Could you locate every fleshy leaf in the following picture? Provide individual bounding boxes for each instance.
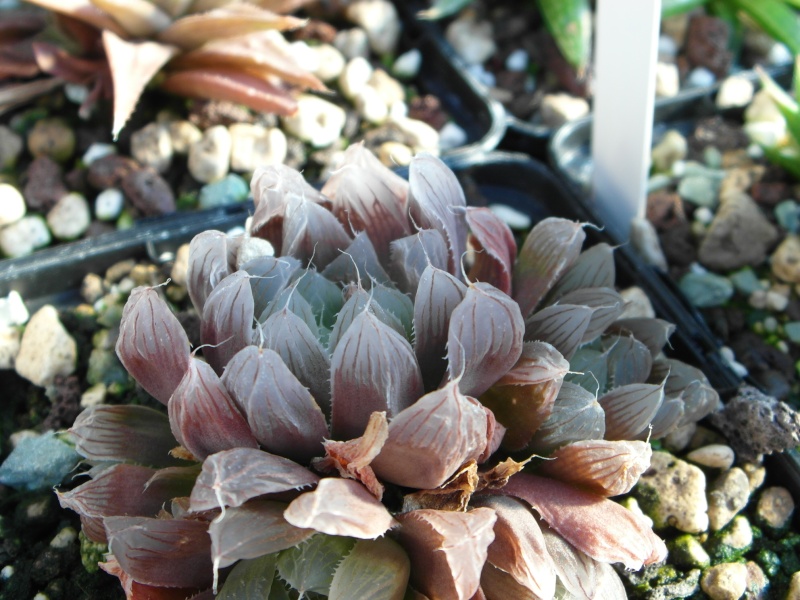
[606,318,676,359]
[281,194,354,268]
[371,283,415,340]
[480,563,538,600]
[58,464,193,543]
[408,154,469,278]
[371,380,488,489]
[190,447,319,512]
[598,382,664,440]
[546,243,616,303]
[217,554,277,600]
[465,206,517,295]
[329,537,411,600]
[209,500,314,570]
[330,310,424,440]
[291,268,343,332]
[221,346,328,463]
[413,265,468,390]
[168,358,258,461]
[157,4,306,50]
[501,473,667,569]
[259,286,317,334]
[187,230,237,314]
[257,309,332,414]
[524,304,593,360]
[566,347,610,394]
[70,405,181,468]
[201,270,254,374]
[447,282,524,397]
[513,217,585,318]
[284,478,397,538]
[24,0,129,36]
[102,31,178,138]
[321,143,411,263]
[539,522,602,600]
[556,287,624,344]
[537,440,652,497]
[92,0,172,37]
[115,286,191,405]
[105,516,212,589]
[321,231,390,285]
[528,382,605,453]
[473,495,556,599]
[276,534,356,597]
[603,334,653,389]
[241,255,300,318]
[389,229,449,298]
[494,341,570,387]
[396,508,497,600]
[648,396,684,439]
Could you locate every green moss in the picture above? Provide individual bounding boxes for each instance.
[669,535,711,568]
[755,548,781,577]
[632,483,661,524]
[79,531,107,574]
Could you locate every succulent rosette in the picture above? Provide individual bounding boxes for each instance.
[60,146,720,599]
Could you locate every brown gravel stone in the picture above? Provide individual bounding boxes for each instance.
[22,156,68,212]
[87,154,139,190]
[121,166,176,217]
[685,15,732,78]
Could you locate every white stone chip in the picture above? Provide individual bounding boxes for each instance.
[0,183,25,227]
[95,188,125,221]
[46,192,91,240]
[15,305,77,387]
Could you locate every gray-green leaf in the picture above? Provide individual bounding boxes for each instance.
[329,538,410,600]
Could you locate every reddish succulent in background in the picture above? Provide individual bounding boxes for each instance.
[3,0,323,135]
[61,147,721,599]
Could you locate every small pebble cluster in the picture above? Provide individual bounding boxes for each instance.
[0,0,468,260]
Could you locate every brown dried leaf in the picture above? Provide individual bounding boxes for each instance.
[401,461,479,512]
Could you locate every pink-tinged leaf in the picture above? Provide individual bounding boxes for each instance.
[241,255,301,318]
[465,207,517,295]
[371,283,415,339]
[115,286,191,406]
[473,495,556,599]
[105,516,212,589]
[209,499,314,569]
[221,346,328,463]
[546,243,616,303]
[648,396,684,439]
[513,218,586,318]
[447,282,524,397]
[0,11,45,41]
[172,30,325,91]
[284,478,397,538]
[679,380,720,427]
[331,310,424,440]
[479,407,506,463]
[70,405,181,468]
[157,5,306,50]
[281,194,353,268]
[58,464,193,543]
[187,230,237,314]
[480,563,538,600]
[258,286,317,334]
[528,382,605,453]
[595,561,629,600]
[604,334,653,388]
[524,304,593,361]
[538,522,602,600]
[190,447,319,512]
[258,309,331,414]
[98,555,202,600]
[556,287,624,343]
[480,342,567,451]
[168,358,258,461]
[389,229,449,298]
[328,286,404,354]
[607,318,676,359]
[314,411,388,499]
[397,507,497,600]
[32,42,107,86]
[537,439,652,497]
[250,164,331,250]
[24,0,129,36]
[501,473,667,569]
[160,68,298,116]
[599,382,664,440]
[414,265,468,389]
[408,153,469,279]
[371,380,488,489]
[200,270,254,374]
[322,231,391,285]
[93,0,172,37]
[102,31,178,138]
[321,143,411,263]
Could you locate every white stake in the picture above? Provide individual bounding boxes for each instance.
[591,0,661,241]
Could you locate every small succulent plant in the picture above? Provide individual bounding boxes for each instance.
[3,0,323,136]
[60,146,720,599]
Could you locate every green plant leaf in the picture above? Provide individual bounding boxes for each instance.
[661,0,709,18]
[762,143,800,179]
[727,0,800,55]
[329,538,410,600]
[217,554,278,600]
[417,0,474,20]
[755,64,800,145]
[537,0,592,72]
[277,534,357,596]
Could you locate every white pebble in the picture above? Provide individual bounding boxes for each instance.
[312,43,346,82]
[685,67,716,88]
[389,100,408,120]
[686,444,735,470]
[716,75,755,109]
[505,49,528,72]
[393,48,421,79]
[80,383,107,408]
[82,143,116,165]
[390,116,440,154]
[465,63,496,87]
[489,203,532,230]
[0,183,26,227]
[655,62,680,98]
[345,0,400,55]
[445,18,496,65]
[281,95,346,148]
[46,192,91,240]
[438,121,468,150]
[766,289,789,312]
[0,326,20,369]
[64,83,89,105]
[354,85,388,124]
[334,27,370,60]
[289,40,320,73]
[50,526,78,549]
[658,34,679,59]
[94,188,125,221]
[188,125,231,184]
[0,215,51,257]
[694,206,714,225]
[130,122,173,173]
[339,56,374,100]
[0,290,29,328]
[768,42,792,66]
[1,565,13,579]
